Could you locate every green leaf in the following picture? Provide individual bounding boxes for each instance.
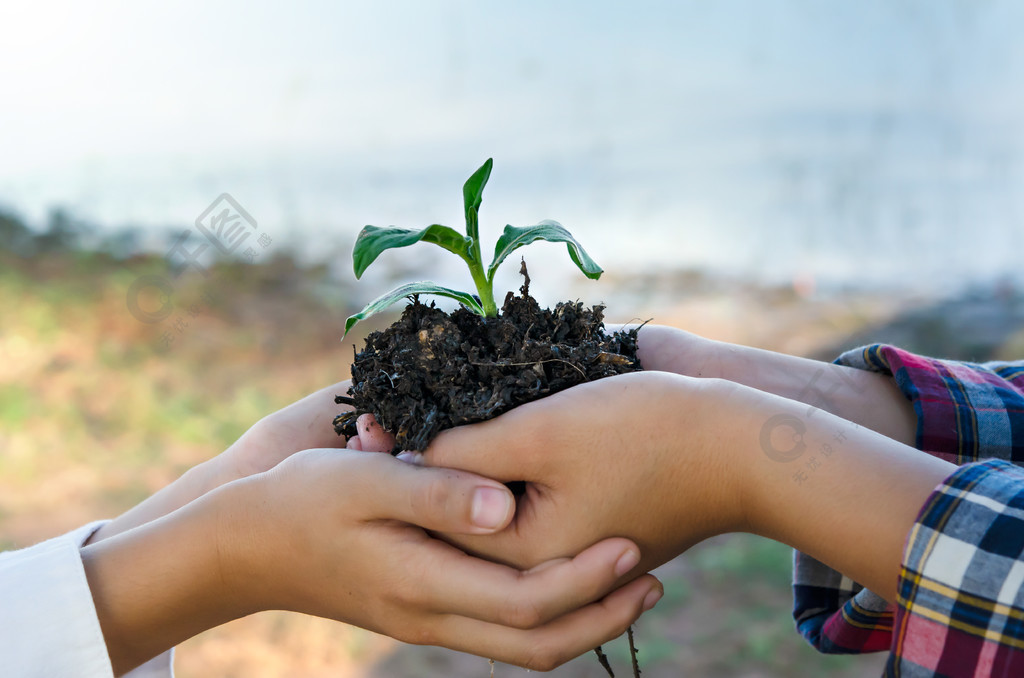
[462,158,493,217]
[343,281,484,337]
[487,220,603,281]
[462,158,493,241]
[352,224,472,279]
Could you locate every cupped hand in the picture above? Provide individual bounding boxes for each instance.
[90,381,358,543]
[223,448,662,670]
[219,380,357,480]
[607,323,717,376]
[382,371,754,574]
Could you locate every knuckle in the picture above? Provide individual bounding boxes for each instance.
[504,597,545,629]
[388,572,423,608]
[522,642,566,672]
[410,475,454,523]
[514,404,552,450]
[394,621,436,646]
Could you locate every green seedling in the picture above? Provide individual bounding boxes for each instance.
[344,158,603,336]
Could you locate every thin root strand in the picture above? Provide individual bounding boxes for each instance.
[593,646,615,677]
[627,625,641,678]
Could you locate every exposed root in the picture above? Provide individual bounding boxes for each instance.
[594,646,615,677]
[627,625,641,678]
[469,358,590,381]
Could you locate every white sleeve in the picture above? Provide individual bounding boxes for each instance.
[0,522,174,678]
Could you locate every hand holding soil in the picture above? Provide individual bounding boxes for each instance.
[87,380,363,544]
[392,372,952,606]
[334,160,953,674]
[351,353,953,602]
[620,323,919,446]
[219,449,661,668]
[411,371,751,574]
[80,385,660,675]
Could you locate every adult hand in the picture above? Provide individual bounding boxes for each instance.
[414,371,747,573]
[608,322,716,376]
[82,449,662,675]
[411,369,951,605]
[219,380,359,478]
[90,381,357,542]
[612,322,917,445]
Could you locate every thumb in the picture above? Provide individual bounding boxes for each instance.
[422,410,540,481]
[377,459,515,535]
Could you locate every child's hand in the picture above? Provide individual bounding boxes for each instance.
[82,448,661,674]
[91,381,356,543]
[419,371,749,573]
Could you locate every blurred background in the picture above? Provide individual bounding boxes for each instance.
[2,0,1024,675]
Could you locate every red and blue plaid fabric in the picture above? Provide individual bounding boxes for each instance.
[792,344,1024,675]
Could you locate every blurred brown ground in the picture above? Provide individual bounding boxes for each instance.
[4,249,1024,677]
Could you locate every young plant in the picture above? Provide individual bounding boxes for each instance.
[344,158,603,336]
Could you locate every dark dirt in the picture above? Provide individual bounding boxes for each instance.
[334,269,643,452]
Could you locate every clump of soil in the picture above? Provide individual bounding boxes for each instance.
[334,267,642,452]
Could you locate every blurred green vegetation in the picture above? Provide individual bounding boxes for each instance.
[4,205,984,677]
[0,207,371,531]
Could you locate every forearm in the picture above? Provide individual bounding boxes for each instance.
[637,326,917,446]
[726,384,953,601]
[712,342,917,446]
[80,483,253,675]
[87,456,240,545]
[88,380,356,546]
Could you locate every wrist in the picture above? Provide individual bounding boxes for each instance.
[660,375,751,538]
[204,448,249,491]
[209,473,293,616]
[82,485,250,673]
[731,388,952,600]
[635,325,722,378]
[87,458,235,546]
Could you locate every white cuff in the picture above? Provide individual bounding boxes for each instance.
[0,522,174,678]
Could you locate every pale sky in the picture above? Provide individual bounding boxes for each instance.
[2,0,1023,290]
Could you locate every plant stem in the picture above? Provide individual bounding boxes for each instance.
[464,205,498,317]
[469,258,498,317]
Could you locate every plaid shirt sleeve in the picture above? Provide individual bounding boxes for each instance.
[791,344,1024,672]
[890,459,1024,676]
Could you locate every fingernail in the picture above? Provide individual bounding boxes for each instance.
[471,487,512,530]
[614,549,640,577]
[396,452,414,463]
[642,587,663,612]
[396,452,422,465]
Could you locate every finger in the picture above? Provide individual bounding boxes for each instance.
[356,413,395,453]
[408,537,646,629]
[363,457,515,534]
[273,380,357,452]
[423,407,544,481]
[603,321,644,334]
[419,574,663,672]
[346,435,363,451]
